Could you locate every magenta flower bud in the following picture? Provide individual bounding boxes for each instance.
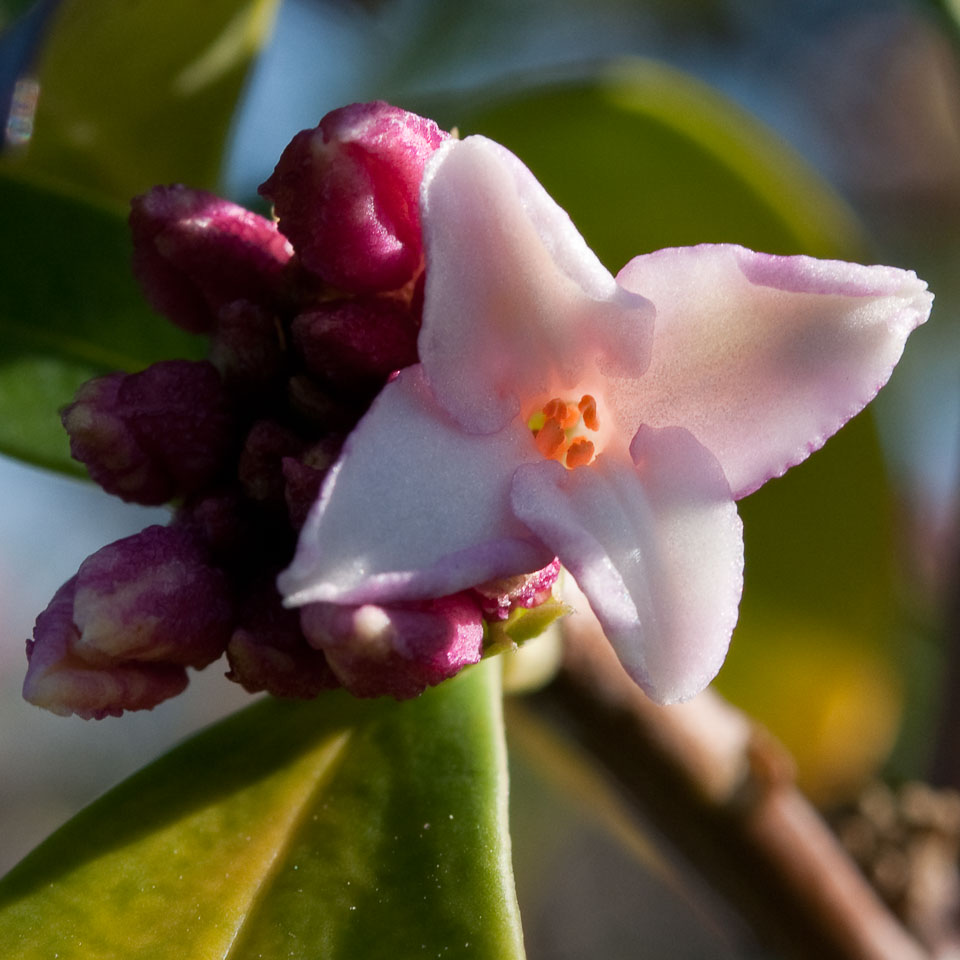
[473,558,562,621]
[300,593,484,700]
[70,525,233,667]
[23,578,189,720]
[23,525,234,718]
[62,359,234,505]
[209,300,284,390]
[291,295,420,389]
[130,185,294,333]
[282,437,342,531]
[259,101,449,293]
[238,420,307,503]
[226,579,339,699]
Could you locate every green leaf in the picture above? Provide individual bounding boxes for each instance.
[0,660,525,960]
[0,172,203,475]
[5,0,279,205]
[0,0,36,31]
[440,59,864,268]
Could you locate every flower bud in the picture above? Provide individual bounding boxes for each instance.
[300,593,483,700]
[130,185,293,333]
[291,295,420,389]
[23,525,234,718]
[473,558,562,620]
[282,437,342,531]
[259,101,449,293]
[62,359,235,505]
[209,300,285,391]
[226,579,340,699]
[71,524,233,667]
[24,578,189,720]
[238,420,307,504]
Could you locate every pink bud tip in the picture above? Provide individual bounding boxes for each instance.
[259,101,449,294]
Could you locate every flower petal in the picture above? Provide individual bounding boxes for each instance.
[613,244,933,498]
[511,426,743,703]
[279,365,553,607]
[419,135,654,435]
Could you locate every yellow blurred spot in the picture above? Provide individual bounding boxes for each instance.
[716,617,902,806]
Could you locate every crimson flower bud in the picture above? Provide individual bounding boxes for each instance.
[300,593,484,700]
[23,525,234,719]
[259,101,449,293]
[282,437,342,531]
[226,578,340,699]
[291,295,420,389]
[62,359,234,505]
[238,420,306,504]
[209,300,285,390]
[130,185,293,333]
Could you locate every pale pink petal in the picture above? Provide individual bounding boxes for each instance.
[279,365,553,607]
[511,427,743,703]
[613,245,933,498]
[419,136,654,435]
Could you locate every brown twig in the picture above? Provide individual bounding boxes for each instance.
[528,609,933,960]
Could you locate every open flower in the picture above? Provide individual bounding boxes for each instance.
[279,134,932,704]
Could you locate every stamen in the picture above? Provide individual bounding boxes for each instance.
[543,398,578,429]
[578,395,599,431]
[534,418,566,459]
[565,437,595,469]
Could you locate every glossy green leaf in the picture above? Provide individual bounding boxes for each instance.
[4,0,279,205]
[0,172,203,475]
[0,0,36,31]
[448,63,899,798]
[441,59,864,270]
[0,660,525,959]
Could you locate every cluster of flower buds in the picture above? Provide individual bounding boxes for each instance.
[24,101,562,718]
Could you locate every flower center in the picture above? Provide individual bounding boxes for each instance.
[528,394,600,469]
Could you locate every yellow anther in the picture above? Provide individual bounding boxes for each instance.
[565,437,595,469]
[534,417,566,459]
[578,394,599,431]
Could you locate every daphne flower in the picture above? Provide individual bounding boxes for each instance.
[278,134,931,703]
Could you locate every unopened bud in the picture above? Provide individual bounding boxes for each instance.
[24,577,190,720]
[209,300,285,390]
[283,437,342,530]
[300,593,483,699]
[226,579,340,698]
[62,359,234,505]
[23,525,234,718]
[291,295,419,389]
[131,185,293,333]
[259,101,449,293]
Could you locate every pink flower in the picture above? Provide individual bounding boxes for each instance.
[278,135,932,704]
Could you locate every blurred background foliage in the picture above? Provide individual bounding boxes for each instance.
[0,0,958,956]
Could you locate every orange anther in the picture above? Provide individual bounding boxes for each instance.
[578,394,599,431]
[565,437,595,469]
[542,398,578,428]
[534,418,566,459]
